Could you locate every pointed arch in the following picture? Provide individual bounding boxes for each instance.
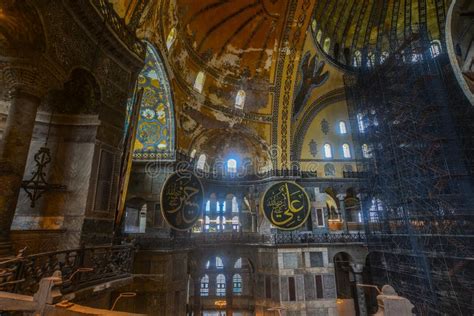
[133,42,175,160]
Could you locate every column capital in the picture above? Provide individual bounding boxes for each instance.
[336,193,347,201]
[0,61,58,99]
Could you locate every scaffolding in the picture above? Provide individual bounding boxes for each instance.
[345,34,474,315]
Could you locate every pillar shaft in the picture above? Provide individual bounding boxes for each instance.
[337,194,349,233]
[0,90,41,249]
[351,264,368,316]
[193,278,201,316]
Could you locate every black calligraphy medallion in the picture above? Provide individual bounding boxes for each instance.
[161,170,204,230]
[261,182,310,230]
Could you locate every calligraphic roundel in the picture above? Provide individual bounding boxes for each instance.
[161,170,204,230]
[261,182,311,230]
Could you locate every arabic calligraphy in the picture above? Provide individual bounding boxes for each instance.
[161,170,204,230]
[262,182,310,230]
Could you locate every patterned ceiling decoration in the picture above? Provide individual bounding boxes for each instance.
[312,0,451,69]
[179,0,287,81]
[133,42,175,160]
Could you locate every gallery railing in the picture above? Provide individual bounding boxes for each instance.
[273,232,366,244]
[131,232,366,250]
[0,244,134,295]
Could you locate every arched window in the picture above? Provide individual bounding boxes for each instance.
[190,149,196,158]
[197,154,206,170]
[311,19,317,33]
[233,274,242,295]
[194,71,205,93]
[133,42,175,160]
[205,200,210,213]
[232,216,239,231]
[217,201,222,213]
[353,50,362,67]
[234,258,242,269]
[204,215,210,232]
[216,274,226,296]
[380,51,389,63]
[323,38,331,53]
[316,30,323,43]
[324,144,332,158]
[362,144,371,158]
[367,52,375,67]
[342,144,351,158]
[200,275,209,296]
[232,196,239,213]
[235,90,246,109]
[218,216,226,231]
[227,159,237,173]
[430,40,442,58]
[357,113,365,133]
[339,121,347,134]
[216,257,224,269]
[166,27,177,50]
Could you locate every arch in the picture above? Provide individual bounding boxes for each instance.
[430,40,442,58]
[233,274,242,295]
[194,71,205,93]
[342,144,351,158]
[323,37,331,53]
[197,154,206,170]
[339,121,347,134]
[235,90,246,109]
[323,143,332,158]
[200,274,209,296]
[216,274,226,296]
[227,159,237,173]
[133,42,175,160]
[234,258,242,269]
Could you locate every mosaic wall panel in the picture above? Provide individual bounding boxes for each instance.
[132,43,175,160]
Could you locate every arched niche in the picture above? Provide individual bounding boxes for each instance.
[132,42,176,160]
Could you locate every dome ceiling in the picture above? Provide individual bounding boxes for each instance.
[312,0,451,69]
[178,0,287,82]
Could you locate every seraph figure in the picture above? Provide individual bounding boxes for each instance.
[293,52,329,117]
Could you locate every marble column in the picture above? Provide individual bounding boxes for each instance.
[193,277,202,316]
[225,272,233,316]
[337,194,349,233]
[351,263,368,316]
[0,87,43,255]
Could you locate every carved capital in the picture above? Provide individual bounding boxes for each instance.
[0,61,56,99]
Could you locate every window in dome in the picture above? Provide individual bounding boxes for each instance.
[339,121,347,134]
[353,50,362,67]
[216,256,224,269]
[166,28,177,50]
[323,38,331,53]
[194,71,205,93]
[430,40,442,58]
[197,154,206,170]
[235,90,246,109]
[316,30,322,43]
[380,51,389,63]
[227,159,237,173]
[323,144,332,159]
[190,149,196,158]
[342,144,351,158]
[234,258,242,269]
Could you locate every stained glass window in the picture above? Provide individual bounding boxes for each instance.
[133,42,175,160]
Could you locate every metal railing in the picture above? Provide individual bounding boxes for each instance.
[131,232,366,250]
[0,244,134,295]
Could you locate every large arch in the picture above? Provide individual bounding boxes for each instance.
[132,41,176,161]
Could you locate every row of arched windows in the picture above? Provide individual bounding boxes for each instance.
[195,155,238,173]
[322,143,352,159]
[200,274,242,296]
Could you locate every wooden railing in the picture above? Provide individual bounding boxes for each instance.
[0,244,134,295]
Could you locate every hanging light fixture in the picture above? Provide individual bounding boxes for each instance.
[21,110,67,207]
